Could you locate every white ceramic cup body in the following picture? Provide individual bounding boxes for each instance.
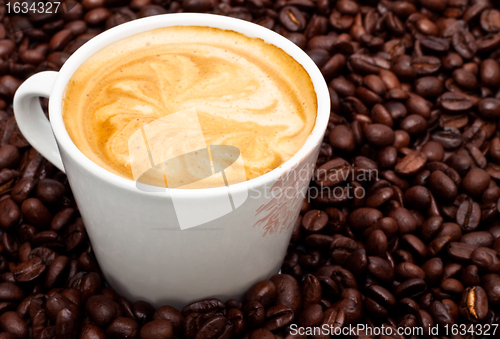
[14,13,330,308]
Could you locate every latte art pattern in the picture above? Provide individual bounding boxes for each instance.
[63,26,317,188]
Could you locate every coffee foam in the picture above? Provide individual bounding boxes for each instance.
[63,26,317,188]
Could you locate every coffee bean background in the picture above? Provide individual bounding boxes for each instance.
[1,0,500,338]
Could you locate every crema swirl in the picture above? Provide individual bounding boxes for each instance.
[63,26,317,188]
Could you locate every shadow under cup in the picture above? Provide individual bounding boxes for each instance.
[13,13,331,308]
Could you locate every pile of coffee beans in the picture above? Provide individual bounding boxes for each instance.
[1,0,500,338]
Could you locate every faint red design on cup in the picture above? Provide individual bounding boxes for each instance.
[253,149,318,237]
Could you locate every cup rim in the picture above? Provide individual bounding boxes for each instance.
[48,13,330,197]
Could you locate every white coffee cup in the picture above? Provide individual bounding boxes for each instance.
[13,13,330,308]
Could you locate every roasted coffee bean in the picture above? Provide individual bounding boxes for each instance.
[411,56,441,76]
[401,234,427,258]
[21,198,51,230]
[387,207,416,236]
[321,54,346,80]
[414,76,443,98]
[106,317,139,339]
[420,35,450,53]
[35,179,65,207]
[329,124,355,153]
[263,305,293,331]
[421,216,443,243]
[439,113,468,130]
[461,232,494,249]
[133,300,155,325]
[31,309,48,339]
[29,247,56,266]
[227,308,244,336]
[11,178,36,204]
[439,92,474,112]
[64,219,86,252]
[348,207,383,233]
[452,30,477,59]
[249,329,275,339]
[0,198,21,231]
[12,256,46,282]
[367,256,394,283]
[481,273,500,305]
[84,8,112,25]
[371,104,393,127]
[365,230,387,257]
[395,278,427,299]
[480,9,500,33]
[115,297,134,321]
[471,247,500,272]
[0,282,24,301]
[46,293,72,323]
[139,320,173,339]
[86,295,118,327]
[50,30,73,51]
[461,265,481,287]
[459,286,489,322]
[400,115,427,136]
[304,234,334,251]
[297,303,322,327]
[428,170,457,204]
[50,208,76,233]
[302,274,322,306]
[331,298,361,324]
[432,127,463,149]
[270,274,301,313]
[0,311,28,339]
[242,300,265,329]
[301,210,328,233]
[376,146,397,169]
[456,198,481,232]
[64,20,87,36]
[428,235,452,257]
[453,69,477,90]
[344,249,367,277]
[0,40,16,59]
[404,186,431,210]
[448,242,475,263]
[363,124,395,148]
[245,280,276,308]
[462,168,490,197]
[481,59,500,88]
[153,306,184,335]
[394,151,427,176]
[396,262,426,281]
[55,304,79,339]
[477,98,500,119]
[80,324,106,339]
[196,315,232,339]
[330,236,357,264]
[441,278,464,294]
[0,145,20,170]
[314,158,351,187]
[307,49,330,68]
[182,298,224,317]
[330,76,355,97]
[0,76,23,99]
[280,6,306,32]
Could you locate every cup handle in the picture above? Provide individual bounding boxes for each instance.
[13,71,65,173]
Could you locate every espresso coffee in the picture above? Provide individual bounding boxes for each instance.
[63,26,317,188]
